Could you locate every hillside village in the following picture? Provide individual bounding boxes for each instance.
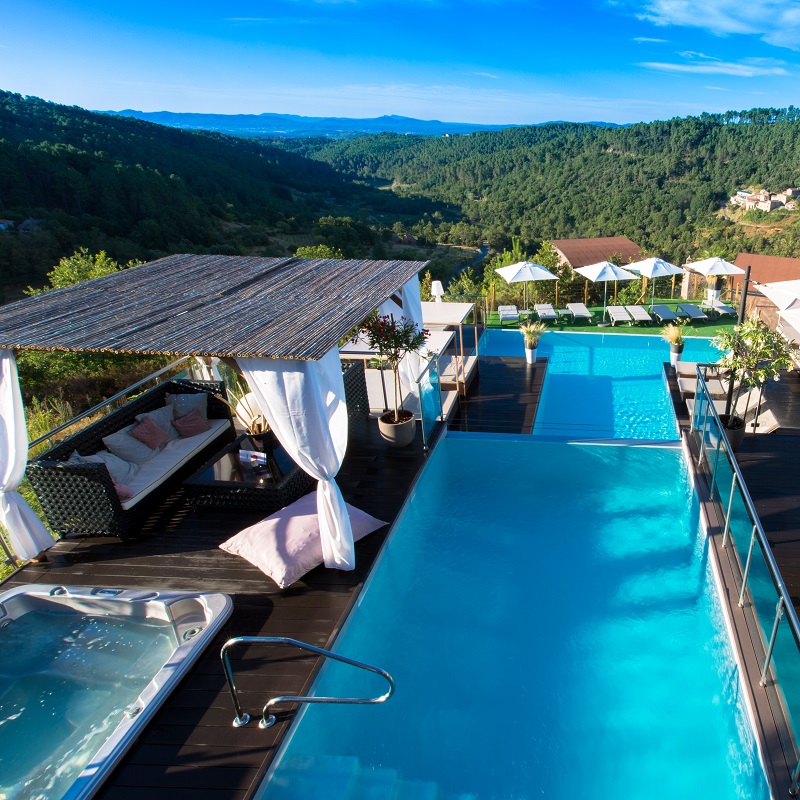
[730,187,799,212]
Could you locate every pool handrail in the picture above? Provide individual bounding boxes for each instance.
[221,636,395,730]
[693,366,800,794]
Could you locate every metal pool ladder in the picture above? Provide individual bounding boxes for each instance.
[220,636,395,729]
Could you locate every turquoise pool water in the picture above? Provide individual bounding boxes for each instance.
[479,330,721,440]
[259,440,768,800]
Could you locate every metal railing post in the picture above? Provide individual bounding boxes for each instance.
[738,525,759,608]
[698,390,710,466]
[709,434,723,502]
[435,354,444,421]
[790,757,800,796]
[760,597,784,686]
[722,472,738,549]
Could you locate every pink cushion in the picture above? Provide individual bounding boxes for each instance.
[173,407,211,438]
[129,416,170,449]
[219,492,386,588]
[113,482,134,500]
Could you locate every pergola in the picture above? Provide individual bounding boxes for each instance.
[0,253,428,564]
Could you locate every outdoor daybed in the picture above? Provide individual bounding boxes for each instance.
[27,379,236,539]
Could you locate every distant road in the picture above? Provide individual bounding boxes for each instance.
[451,242,489,280]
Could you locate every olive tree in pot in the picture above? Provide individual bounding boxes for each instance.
[712,317,792,450]
[520,320,547,364]
[360,314,429,447]
[661,320,686,366]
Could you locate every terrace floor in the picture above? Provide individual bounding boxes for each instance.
[448,356,546,435]
[3,421,439,800]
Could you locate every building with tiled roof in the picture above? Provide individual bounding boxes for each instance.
[550,236,643,268]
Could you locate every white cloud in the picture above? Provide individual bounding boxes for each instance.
[704,85,729,90]
[641,59,789,76]
[636,0,800,50]
[468,71,498,79]
[633,36,668,42]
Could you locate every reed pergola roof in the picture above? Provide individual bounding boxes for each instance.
[0,254,428,360]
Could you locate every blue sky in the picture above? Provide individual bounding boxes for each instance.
[2,0,800,124]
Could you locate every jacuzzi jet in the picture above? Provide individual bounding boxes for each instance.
[183,626,203,641]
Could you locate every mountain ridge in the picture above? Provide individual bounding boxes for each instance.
[100,109,623,138]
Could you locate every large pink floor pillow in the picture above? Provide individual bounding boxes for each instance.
[219,492,387,588]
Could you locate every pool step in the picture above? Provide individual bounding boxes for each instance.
[265,753,477,800]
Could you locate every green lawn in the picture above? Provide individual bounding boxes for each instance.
[488,298,737,338]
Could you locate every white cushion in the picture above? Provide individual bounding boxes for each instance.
[102,424,160,465]
[120,418,231,510]
[219,493,386,588]
[166,392,208,419]
[68,449,139,485]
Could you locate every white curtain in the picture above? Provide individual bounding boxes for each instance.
[236,347,354,570]
[0,350,54,560]
[379,275,425,413]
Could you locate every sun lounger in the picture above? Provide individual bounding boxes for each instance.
[651,305,678,323]
[625,305,653,324]
[566,303,593,321]
[534,304,558,321]
[497,305,520,326]
[607,306,633,326]
[700,301,737,318]
[679,303,708,322]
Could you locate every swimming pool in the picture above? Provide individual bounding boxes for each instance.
[257,439,768,800]
[480,330,721,440]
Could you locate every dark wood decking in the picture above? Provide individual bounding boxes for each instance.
[3,422,437,800]
[448,356,546,434]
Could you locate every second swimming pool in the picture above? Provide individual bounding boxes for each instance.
[257,439,768,800]
[479,330,721,440]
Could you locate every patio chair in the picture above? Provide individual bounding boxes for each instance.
[566,302,593,321]
[651,305,678,323]
[607,306,633,326]
[534,304,558,322]
[497,305,520,326]
[700,301,737,318]
[678,303,708,322]
[625,305,653,325]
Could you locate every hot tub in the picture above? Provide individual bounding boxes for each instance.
[0,584,232,800]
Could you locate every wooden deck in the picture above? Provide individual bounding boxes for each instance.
[666,363,800,795]
[448,356,546,434]
[3,421,438,800]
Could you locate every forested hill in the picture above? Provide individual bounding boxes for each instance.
[0,91,425,298]
[274,109,800,263]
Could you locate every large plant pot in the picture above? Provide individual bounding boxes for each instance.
[525,346,538,364]
[719,413,746,452]
[669,342,684,367]
[378,410,416,447]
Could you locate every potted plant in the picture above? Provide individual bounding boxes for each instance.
[661,320,686,366]
[520,320,547,364]
[360,314,429,447]
[712,317,792,449]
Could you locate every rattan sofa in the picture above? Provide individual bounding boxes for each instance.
[27,379,236,540]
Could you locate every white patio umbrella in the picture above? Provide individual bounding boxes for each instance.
[574,261,638,321]
[626,257,685,309]
[495,261,558,309]
[685,256,746,277]
[685,257,745,307]
[756,279,800,312]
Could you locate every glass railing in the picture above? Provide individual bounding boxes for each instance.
[416,354,443,451]
[691,368,800,795]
